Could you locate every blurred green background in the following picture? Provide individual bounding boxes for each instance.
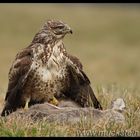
[0,3,140,95]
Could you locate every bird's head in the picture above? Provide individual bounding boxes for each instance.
[44,19,73,39]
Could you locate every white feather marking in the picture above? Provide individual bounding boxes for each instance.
[30,40,67,82]
[32,44,44,60]
[47,40,64,69]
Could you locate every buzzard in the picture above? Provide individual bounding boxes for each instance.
[1,20,102,116]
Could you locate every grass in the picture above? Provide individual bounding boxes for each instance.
[0,84,139,137]
[0,4,140,137]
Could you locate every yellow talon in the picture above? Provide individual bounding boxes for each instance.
[24,98,30,110]
[49,96,59,106]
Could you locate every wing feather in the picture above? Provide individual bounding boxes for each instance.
[1,48,32,116]
[64,55,102,110]
[5,48,32,100]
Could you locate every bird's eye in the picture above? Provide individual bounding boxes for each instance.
[57,25,64,29]
[51,25,64,30]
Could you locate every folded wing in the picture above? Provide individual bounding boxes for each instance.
[64,55,102,109]
[1,48,32,116]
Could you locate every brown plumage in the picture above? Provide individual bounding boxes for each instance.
[1,20,102,116]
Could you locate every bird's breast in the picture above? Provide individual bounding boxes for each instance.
[31,58,66,83]
[31,40,67,83]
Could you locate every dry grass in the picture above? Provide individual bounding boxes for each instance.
[0,4,140,137]
[0,85,139,137]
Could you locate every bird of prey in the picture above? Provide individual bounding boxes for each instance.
[1,19,102,116]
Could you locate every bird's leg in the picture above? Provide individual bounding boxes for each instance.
[24,97,30,111]
[49,96,59,106]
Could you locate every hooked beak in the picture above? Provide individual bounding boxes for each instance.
[69,29,73,34]
[65,24,73,34]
